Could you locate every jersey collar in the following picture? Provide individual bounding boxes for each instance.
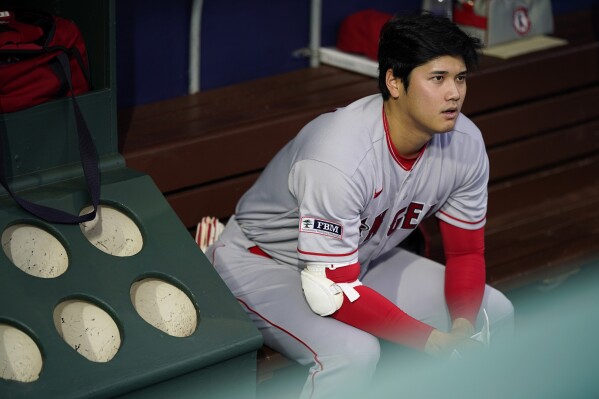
[382,105,427,171]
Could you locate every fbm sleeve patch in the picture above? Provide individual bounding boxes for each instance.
[300,217,343,240]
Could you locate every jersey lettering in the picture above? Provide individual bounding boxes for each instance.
[363,209,388,242]
[402,202,424,229]
[387,207,406,236]
[387,202,425,236]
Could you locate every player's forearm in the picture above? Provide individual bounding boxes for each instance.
[444,252,485,323]
[324,263,434,349]
[439,221,486,324]
[331,285,435,349]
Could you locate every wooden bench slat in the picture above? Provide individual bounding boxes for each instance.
[122,66,362,119]
[487,155,599,218]
[256,347,294,383]
[487,119,599,181]
[474,85,599,148]
[126,115,311,193]
[417,155,599,289]
[463,42,599,115]
[166,172,260,227]
[120,67,375,148]
[485,191,599,265]
[487,230,599,291]
[418,207,599,292]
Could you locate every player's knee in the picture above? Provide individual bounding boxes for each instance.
[326,333,381,373]
[306,336,380,399]
[485,287,515,337]
[491,289,515,322]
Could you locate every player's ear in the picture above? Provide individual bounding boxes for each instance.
[385,69,402,99]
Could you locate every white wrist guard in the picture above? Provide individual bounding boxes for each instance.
[300,267,344,316]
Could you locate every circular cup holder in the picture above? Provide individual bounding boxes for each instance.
[130,278,198,337]
[53,299,121,363]
[79,205,143,257]
[0,323,43,382]
[2,224,68,278]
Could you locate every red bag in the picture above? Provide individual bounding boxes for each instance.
[337,10,392,61]
[0,10,99,224]
[0,10,90,113]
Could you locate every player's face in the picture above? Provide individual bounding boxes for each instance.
[397,55,468,136]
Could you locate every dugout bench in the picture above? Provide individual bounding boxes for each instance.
[119,8,599,382]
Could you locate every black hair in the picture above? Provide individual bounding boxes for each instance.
[377,13,483,100]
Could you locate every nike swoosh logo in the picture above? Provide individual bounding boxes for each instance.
[374,187,383,198]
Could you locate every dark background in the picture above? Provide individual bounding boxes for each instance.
[114,0,599,107]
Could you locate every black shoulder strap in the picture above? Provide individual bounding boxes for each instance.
[0,51,100,224]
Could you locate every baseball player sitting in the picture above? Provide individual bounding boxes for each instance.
[205,12,514,399]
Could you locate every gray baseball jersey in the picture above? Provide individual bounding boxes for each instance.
[235,94,488,272]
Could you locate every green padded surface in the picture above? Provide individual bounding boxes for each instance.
[1,2,261,397]
[0,169,263,398]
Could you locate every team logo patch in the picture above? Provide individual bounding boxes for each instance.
[300,217,343,240]
[513,6,531,36]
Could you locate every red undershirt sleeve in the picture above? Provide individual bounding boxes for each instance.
[326,264,434,350]
[439,219,486,325]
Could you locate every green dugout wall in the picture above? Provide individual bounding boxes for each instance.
[0,1,263,398]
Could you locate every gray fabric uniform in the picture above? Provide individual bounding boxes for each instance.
[206,94,514,399]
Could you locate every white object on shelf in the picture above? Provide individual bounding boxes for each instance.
[318,47,378,78]
[309,1,377,78]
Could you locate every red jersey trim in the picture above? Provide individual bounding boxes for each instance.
[438,210,486,225]
[382,106,427,171]
[297,247,359,257]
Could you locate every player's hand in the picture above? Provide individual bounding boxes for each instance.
[423,329,483,358]
[423,329,459,356]
[450,317,475,338]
